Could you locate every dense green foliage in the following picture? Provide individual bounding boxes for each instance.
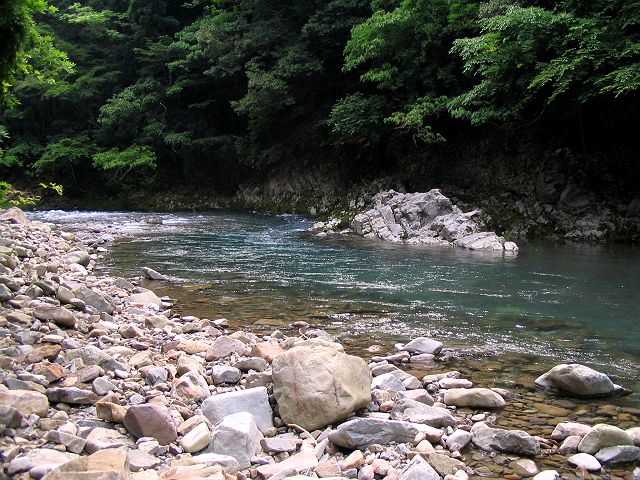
[1,0,638,199]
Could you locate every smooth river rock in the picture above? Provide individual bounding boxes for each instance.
[443,387,506,408]
[328,418,419,450]
[201,386,273,433]
[471,421,540,457]
[578,424,633,454]
[272,343,371,431]
[535,364,615,396]
[389,398,457,427]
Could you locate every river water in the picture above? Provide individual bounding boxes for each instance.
[33,210,640,396]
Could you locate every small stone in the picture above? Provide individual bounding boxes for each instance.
[85,427,134,454]
[124,404,177,445]
[92,376,116,395]
[210,365,242,384]
[567,452,601,471]
[180,422,210,453]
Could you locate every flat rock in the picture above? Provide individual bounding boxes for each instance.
[272,343,371,431]
[328,418,419,450]
[33,305,76,328]
[471,421,540,457]
[551,422,592,440]
[124,404,177,445]
[201,386,273,433]
[42,447,130,480]
[594,445,640,465]
[0,389,49,417]
[85,427,135,454]
[443,388,505,408]
[47,387,99,405]
[390,398,457,427]
[255,448,318,479]
[8,448,78,476]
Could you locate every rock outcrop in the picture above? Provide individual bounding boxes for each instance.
[349,190,518,251]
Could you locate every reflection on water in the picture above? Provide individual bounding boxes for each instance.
[31,210,640,397]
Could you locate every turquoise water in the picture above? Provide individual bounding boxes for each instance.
[34,210,640,386]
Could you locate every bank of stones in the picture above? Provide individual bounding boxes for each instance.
[0,209,637,480]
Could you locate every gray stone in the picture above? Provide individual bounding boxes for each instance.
[578,424,632,454]
[397,389,435,405]
[233,357,269,372]
[142,267,167,281]
[443,388,505,408]
[64,345,128,372]
[445,429,473,452]
[0,389,49,416]
[44,430,86,454]
[260,437,300,454]
[371,372,406,391]
[594,445,640,465]
[84,427,134,454]
[63,251,90,266]
[471,421,540,457]
[205,335,250,360]
[206,412,263,469]
[47,387,99,405]
[210,365,242,384]
[398,455,440,480]
[33,305,76,328]
[272,343,371,431]
[0,405,22,427]
[402,337,443,355]
[7,448,77,476]
[128,449,161,471]
[390,398,457,427]
[92,376,116,395]
[535,364,615,396]
[201,386,273,433]
[551,422,592,441]
[190,452,241,474]
[328,418,419,450]
[72,285,115,314]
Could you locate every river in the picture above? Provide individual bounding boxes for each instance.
[32,210,640,398]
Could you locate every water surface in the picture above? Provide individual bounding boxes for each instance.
[33,210,640,392]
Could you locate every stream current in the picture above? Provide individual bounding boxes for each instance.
[32,210,640,396]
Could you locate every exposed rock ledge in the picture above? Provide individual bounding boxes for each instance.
[317,189,518,252]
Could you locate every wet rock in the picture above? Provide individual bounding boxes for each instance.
[142,267,168,281]
[535,364,615,396]
[557,435,581,454]
[471,422,540,457]
[401,337,444,355]
[443,388,505,409]
[577,423,632,454]
[328,418,419,450]
[550,422,592,440]
[124,403,178,445]
[201,386,273,433]
[427,452,466,477]
[272,343,371,431]
[206,412,262,469]
[532,471,560,480]
[510,458,539,477]
[567,453,601,471]
[594,445,640,465]
[390,398,457,427]
[399,454,440,480]
[0,389,49,416]
[33,305,76,328]
[445,429,473,452]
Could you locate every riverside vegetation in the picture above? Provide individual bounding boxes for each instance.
[0,210,639,479]
[1,0,640,240]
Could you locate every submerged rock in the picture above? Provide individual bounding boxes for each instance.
[471,422,540,457]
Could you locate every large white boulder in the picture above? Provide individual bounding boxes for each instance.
[535,364,616,396]
[272,343,371,431]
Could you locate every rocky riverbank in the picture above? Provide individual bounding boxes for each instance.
[0,208,639,480]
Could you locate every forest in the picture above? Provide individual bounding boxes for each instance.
[1,0,639,205]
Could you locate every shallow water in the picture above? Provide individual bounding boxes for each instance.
[32,210,640,395]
